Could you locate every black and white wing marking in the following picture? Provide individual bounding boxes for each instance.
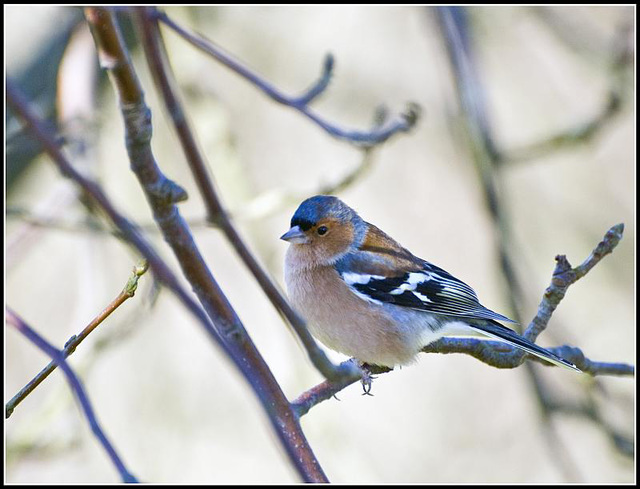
[337,260,516,324]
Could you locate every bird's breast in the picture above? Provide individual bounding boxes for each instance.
[284,249,434,366]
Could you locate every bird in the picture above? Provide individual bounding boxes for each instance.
[281,195,580,373]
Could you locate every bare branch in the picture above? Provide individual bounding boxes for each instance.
[5,260,149,419]
[422,338,634,376]
[295,53,334,105]
[435,6,633,466]
[525,223,624,342]
[211,106,383,222]
[422,223,632,376]
[135,7,359,385]
[7,71,324,481]
[6,308,138,483]
[83,7,328,482]
[503,94,622,163]
[154,9,420,147]
[502,15,632,164]
[293,223,632,416]
[291,361,391,418]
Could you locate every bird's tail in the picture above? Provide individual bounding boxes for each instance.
[468,320,581,372]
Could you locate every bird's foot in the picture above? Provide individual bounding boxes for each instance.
[359,362,377,396]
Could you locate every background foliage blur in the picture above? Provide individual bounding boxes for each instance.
[5,5,634,483]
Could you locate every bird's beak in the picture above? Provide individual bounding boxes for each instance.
[280,225,310,244]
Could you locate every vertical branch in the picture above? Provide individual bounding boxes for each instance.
[436,7,524,323]
[83,7,327,482]
[434,5,633,473]
[435,6,570,474]
[134,6,359,383]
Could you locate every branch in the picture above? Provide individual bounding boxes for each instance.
[135,7,359,385]
[502,15,632,164]
[6,308,138,483]
[502,93,622,163]
[422,223,632,376]
[435,6,633,467]
[291,361,391,418]
[82,7,327,482]
[154,9,420,147]
[421,338,634,376]
[292,223,632,416]
[6,260,148,419]
[237,105,386,221]
[525,223,624,342]
[7,72,322,482]
[544,381,635,458]
[7,105,388,236]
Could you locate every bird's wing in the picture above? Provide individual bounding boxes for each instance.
[335,223,515,323]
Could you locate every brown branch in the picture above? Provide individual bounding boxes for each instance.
[154,8,420,147]
[291,361,391,418]
[134,7,359,386]
[6,308,138,483]
[7,73,323,482]
[525,223,625,342]
[5,260,149,419]
[83,7,327,482]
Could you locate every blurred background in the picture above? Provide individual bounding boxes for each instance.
[5,5,635,483]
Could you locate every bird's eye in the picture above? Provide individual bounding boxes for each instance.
[317,226,328,236]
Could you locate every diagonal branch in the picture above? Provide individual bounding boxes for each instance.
[7,72,323,482]
[135,6,359,385]
[153,8,420,147]
[6,308,138,483]
[524,223,624,342]
[5,260,149,419]
[422,223,632,375]
[83,7,327,482]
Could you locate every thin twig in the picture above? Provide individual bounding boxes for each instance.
[291,361,391,418]
[6,308,138,483]
[524,224,625,342]
[502,15,632,164]
[503,94,621,163]
[238,103,386,222]
[5,260,149,419]
[545,383,634,458]
[154,8,420,147]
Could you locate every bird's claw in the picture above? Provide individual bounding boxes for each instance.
[359,363,377,396]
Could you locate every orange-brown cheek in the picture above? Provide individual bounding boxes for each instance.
[321,221,354,256]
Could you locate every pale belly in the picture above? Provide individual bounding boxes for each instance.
[284,260,448,367]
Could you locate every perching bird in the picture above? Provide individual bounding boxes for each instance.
[281,195,580,372]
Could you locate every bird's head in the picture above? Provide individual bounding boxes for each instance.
[281,195,365,267]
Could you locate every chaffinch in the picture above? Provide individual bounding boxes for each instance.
[281,195,580,372]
